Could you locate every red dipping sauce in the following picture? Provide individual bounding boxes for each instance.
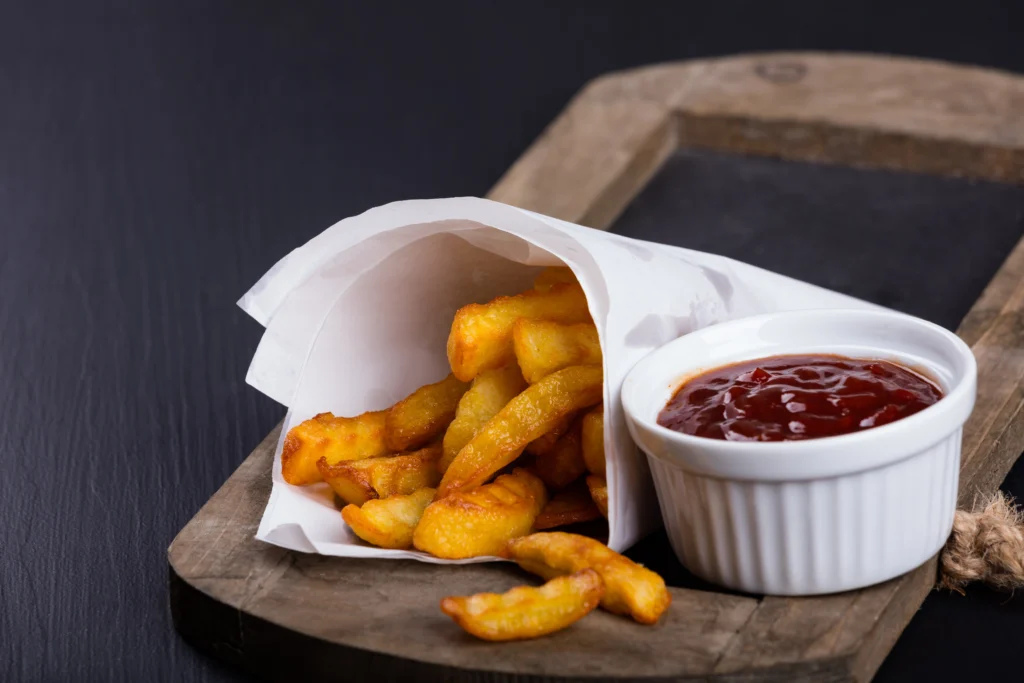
[657,354,943,442]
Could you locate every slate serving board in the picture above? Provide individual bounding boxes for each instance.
[169,53,1024,682]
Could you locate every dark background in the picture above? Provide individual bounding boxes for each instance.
[2,1,1023,681]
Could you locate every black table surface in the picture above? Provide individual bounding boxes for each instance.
[3,2,1024,682]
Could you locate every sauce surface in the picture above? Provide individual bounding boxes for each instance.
[657,354,943,442]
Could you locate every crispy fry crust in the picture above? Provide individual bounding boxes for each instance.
[505,532,671,624]
[447,283,591,382]
[281,410,390,485]
[385,374,470,451]
[513,319,602,384]
[586,475,609,519]
[413,469,547,559]
[534,482,601,530]
[438,365,603,498]
[317,445,442,506]
[580,405,605,476]
[532,266,579,293]
[440,364,526,473]
[440,569,603,641]
[531,424,587,491]
[523,413,574,457]
[341,487,435,549]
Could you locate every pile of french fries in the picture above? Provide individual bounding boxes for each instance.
[281,267,670,640]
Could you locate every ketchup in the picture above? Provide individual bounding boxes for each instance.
[657,354,943,442]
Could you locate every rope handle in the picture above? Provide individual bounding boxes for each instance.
[939,492,1024,593]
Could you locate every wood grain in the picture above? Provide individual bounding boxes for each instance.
[492,53,1024,230]
[956,237,1024,506]
[171,426,762,681]
[170,52,1024,681]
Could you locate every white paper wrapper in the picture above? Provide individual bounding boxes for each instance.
[240,197,879,562]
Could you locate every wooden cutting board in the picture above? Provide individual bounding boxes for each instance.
[169,53,1024,682]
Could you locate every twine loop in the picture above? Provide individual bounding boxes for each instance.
[939,492,1024,592]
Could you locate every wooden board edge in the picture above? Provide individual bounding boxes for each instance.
[487,74,680,229]
[675,111,1024,187]
[490,53,1024,233]
[168,430,779,681]
[171,557,836,683]
[713,234,1024,680]
[170,567,514,683]
[957,236,1024,506]
[168,423,283,573]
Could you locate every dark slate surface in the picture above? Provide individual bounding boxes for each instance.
[1,1,1022,682]
[613,149,1024,331]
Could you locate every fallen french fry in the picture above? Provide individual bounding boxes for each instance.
[438,365,603,499]
[440,364,526,473]
[385,373,470,452]
[281,410,390,486]
[341,487,435,550]
[534,482,602,530]
[586,475,608,519]
[447,283,591,382]
[513,319,602,384]
[581,404,605,477]
[524,413,574,457]
[505,532,671,624]
[531,424,587,491]
[413,468,547,559]
[532,266,578,293]
[317,445,442,506]
[441,569,603,641]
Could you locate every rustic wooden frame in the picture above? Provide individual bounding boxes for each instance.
[169,53,1024,682]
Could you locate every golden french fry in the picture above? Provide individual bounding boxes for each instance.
[413,468,547,559]
[440,364,527,472]
[534,482,601,530]
[524,413,574,457]
[531,424,587,491]
[385,373,470,451]
[505,532,671,625]
[532,266,579,293]
[437,366,603,498]
[317,445,442,506]
[341,487,435,549]
[440,569,603,641]
[581,404,605,476]
[447,284,591,382]
[586,475,608,519]
[513,319,602,384]
[281,410,389,485]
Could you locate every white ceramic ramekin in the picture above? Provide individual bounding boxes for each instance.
[622,309,976,595]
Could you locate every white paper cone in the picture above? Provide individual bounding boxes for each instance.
[239,197,880,561]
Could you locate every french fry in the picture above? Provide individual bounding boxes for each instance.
[281,410,389,486]
[447,283,591,382]
[505,532,671,625]
[531,424,587,491]
[581,404,605,476]
[413,468,547,559]
[437,365,603,498]
[440,364,526,473]
[341,487,435,550]
[317,445,442,506]
[385,373,470,452]
[513,320,602,384]
[440,569,603,641]
[534,482,601,530]
[586,475,608,519]
[523,413,574,457]
[532,266,578,293]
